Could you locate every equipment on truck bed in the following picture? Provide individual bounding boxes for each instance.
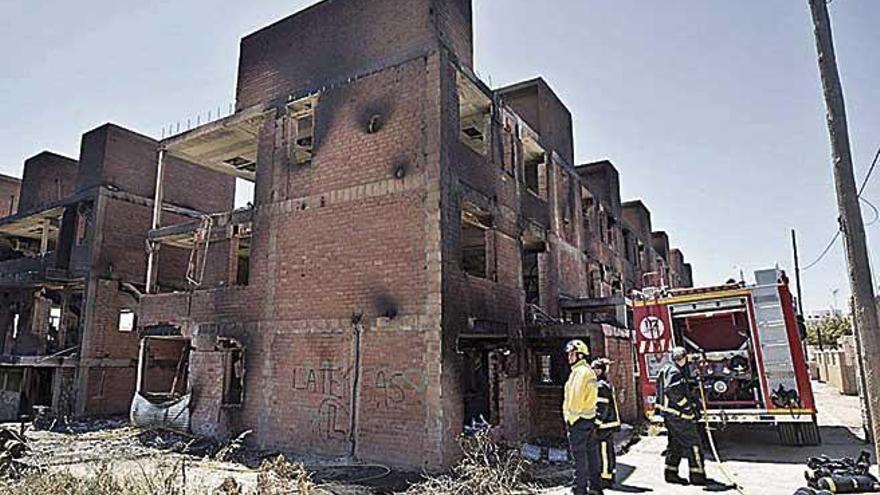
[632,268,820,445]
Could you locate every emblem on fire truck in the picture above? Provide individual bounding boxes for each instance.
[638,316,665,340]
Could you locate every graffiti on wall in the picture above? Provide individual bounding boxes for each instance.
[292,362,347,398]
[373,369,427,409]
[292,362,350,441]
[292,362,427,439]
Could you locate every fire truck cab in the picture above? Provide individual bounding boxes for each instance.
[633,268,820,446]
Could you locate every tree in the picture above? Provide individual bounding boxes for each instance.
[806,314,852,348]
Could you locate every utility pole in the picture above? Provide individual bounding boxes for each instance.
[791,229,813,359]
[792,230,806,316]
[809,0,880,461]
[851,297,875,445]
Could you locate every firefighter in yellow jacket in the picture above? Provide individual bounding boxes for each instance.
[563,339,603,495]
[592,358,621,489]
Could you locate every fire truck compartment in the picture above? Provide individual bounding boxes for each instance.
[669,297,763,409]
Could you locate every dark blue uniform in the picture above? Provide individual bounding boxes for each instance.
[595,376,621,487]
[655,361,706,484]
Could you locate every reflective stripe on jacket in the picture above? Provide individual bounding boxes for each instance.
[596,378,622,430]
[655,361,697,421]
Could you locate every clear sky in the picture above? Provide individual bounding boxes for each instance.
[1,0,878,312]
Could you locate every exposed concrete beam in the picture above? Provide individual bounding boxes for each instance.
[149,208,254,248]
[161,105,271,182]
[165,149,256,181]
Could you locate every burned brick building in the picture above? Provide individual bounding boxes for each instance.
[0,174,20,218]
[0,127,233,421]
[130,0,695,469]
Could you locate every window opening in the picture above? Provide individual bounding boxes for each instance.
[523,137,547,198]
[457,72,492,156]
[234,225,251,286]
[623,230,634,262]
[538,354,553,384]
[3,369,23,392]
[606,214,616,248]
[288,96,318,165]
[462,350,493,428]
[522,250,540,305]
[220,339,245,406]
[118,309,135,332]
[503,118,517,175]
[582,189,595,236]
[533,347,569,386]
[141,338,190,400]
[48,307,61,333]
[234,178,255,209]
[461,209,491,278]
[75,204,91,246]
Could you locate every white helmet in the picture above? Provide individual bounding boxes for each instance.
[671,346,688,362]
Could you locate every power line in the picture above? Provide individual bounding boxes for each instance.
[802,145,880,271]
[803,230,840,271]
[863,197,880,226]
[857,146,880,197]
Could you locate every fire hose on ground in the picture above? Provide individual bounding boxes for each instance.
[697,376,751,495]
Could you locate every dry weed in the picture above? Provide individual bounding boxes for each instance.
[0,454,332,495]
[403,429,540,495]
[253,454,330,495]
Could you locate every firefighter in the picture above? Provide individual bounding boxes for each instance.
[591,357,621,489]
[655,346,708,486]
[563,339,603,495]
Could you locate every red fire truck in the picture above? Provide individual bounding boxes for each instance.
[632,268,820,445]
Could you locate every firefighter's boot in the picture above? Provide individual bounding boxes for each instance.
[690,472,707,485]
[665,470,689,485]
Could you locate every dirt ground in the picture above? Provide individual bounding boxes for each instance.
[1,380,873,494]
[4,420,424,494]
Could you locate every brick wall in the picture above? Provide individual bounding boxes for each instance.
[139,48,448,469]
[0,175,20,218]
[651,231,670,261]
[18,152,78,212]
[80,279,139,416]
[236,0,472,110]
[77,124,234,213]
[433,0,473,67]
[95,197,192,283]
[189,349,227,438]
[497,79,574,166]
[622,201,652,242]
[577,160,621,215]
[83,366,137,416]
